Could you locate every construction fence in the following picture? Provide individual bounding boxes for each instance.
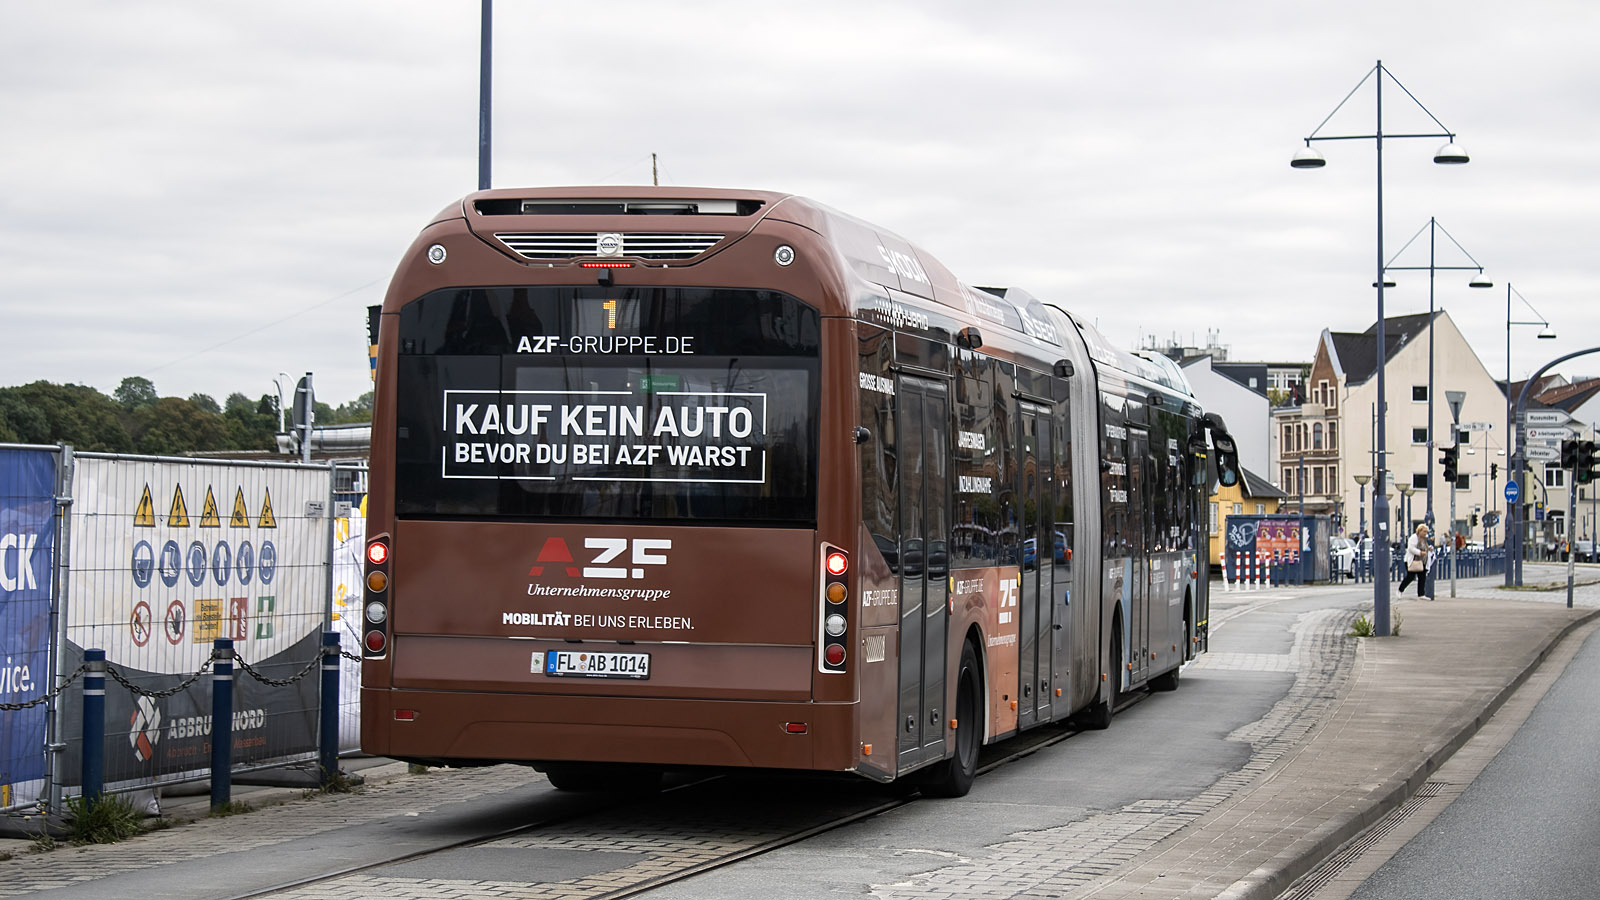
[0,444,367,817]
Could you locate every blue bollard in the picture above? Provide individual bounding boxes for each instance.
[210,638,234,810]
[82,649,105,802]
[319,631,340,786]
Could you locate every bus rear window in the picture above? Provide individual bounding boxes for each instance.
[393,286,820,525]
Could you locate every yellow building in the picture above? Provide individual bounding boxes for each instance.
[1207,467,1286,569]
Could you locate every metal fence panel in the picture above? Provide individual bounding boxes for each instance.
[331,463,367,752]
[0,446,59,812]
[59,455,332,793]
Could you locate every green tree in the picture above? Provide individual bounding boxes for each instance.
[188,393,221,415]
[330,391,373,424]
[131,397,229,455]
[0,382,133,451]
[223,393,279,450]
[114,376,158,412]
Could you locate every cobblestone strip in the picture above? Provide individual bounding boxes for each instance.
[868,607,1358,900]
[0,765,548,896]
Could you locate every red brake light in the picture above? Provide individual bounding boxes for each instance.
[367,542,389,566]
[580,261,633,268]
[826,552,848,576]
[364,631,387,653]
[824,644,846,666]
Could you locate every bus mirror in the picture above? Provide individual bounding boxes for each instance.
[1212,433,1240,488]
[957,326,984,350]
[1053,359,1075,379]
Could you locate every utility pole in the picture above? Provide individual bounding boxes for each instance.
[1446,391,1465,598]
[478,0,492,190]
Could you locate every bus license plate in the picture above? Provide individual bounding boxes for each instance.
[545,650,650,679]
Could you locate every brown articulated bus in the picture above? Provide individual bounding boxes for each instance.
[359,187,1240,797]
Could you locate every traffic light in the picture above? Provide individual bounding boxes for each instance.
[1471,511,1479,527]
[1561,439,1579,469]
[1440,445,1459,482]
[1490,462,1498,480]
[1578,440,1598,485]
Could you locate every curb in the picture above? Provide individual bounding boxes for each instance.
[1217,606,1600,900]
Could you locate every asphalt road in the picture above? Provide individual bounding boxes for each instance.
[634,589,1359,900]
[1345,625,1600,900]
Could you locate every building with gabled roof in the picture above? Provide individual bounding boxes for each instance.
[1276,309,1506,544]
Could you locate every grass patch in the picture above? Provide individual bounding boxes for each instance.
[303,767,363,798]
[63,794,143,845]
[206,799,254,818]
[1348,611,1402,637]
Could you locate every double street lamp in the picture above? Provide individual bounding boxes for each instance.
[1292,60,1471,637]
[1504,283,1557,586]
[1382,218,1493,532]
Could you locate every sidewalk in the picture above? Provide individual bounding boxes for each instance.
[1082,568,1600,899]
[1,568,1594,899]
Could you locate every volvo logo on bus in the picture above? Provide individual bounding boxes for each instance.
[597,233,623,257]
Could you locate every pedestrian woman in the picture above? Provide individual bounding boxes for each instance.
[1398,523,1431,600]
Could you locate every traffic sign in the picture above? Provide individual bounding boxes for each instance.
[1505,480,1520,503]
[1525,409,1573,427]
[1528,427,1580,441]
[1459,421,1494,432]
[1524,444,1560,462]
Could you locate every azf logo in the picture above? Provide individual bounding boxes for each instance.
[129,696,161,763]
[528,537,672,580]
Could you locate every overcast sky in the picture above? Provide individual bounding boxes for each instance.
[4,2,1598,410]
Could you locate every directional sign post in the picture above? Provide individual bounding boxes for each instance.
[1528,427,1581,442]
[1524,445,1561,462]
[1525,409,1574,427]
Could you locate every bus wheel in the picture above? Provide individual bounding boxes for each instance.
[1078,620,1120,730]
[541,762,662,793]
[919,642,981,798]
[1150,665,1180,692]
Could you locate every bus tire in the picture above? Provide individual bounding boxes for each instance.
[1150,665,1179,692]
[918,641,982,798]
[542,762,662,793]
[1079,618,1121,730]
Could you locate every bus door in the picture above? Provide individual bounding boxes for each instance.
[1018,401,1055,728]
[1127,427,1150,684]
[896,376,950,770]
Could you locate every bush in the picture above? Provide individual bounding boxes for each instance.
[64,794,142,845]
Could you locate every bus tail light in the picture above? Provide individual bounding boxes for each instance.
[818,543,848,673]
[364,534,392,659]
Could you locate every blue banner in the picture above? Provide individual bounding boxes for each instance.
[0,448,57,800]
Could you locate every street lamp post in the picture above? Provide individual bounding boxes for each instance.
[1504,283,1557,586]
[1354,473,1371,580]
[1293,60,1470,636]
[1382,219,1493,532]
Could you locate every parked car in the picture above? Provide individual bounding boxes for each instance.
[1574,539,1595,563]
[1329,536,1356,577]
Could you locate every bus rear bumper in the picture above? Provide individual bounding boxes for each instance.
[361,688,861,772]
